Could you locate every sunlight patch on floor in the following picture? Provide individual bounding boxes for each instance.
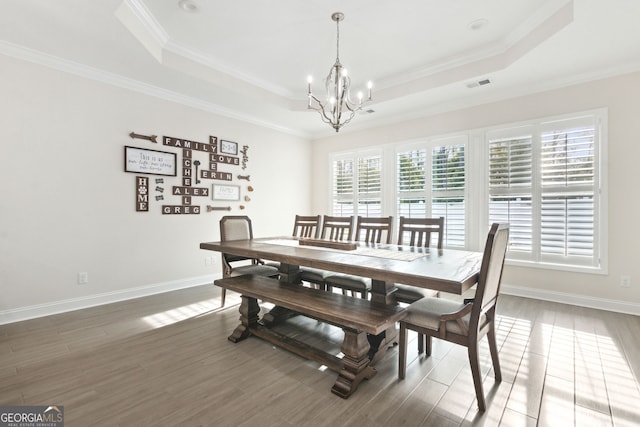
[498,314,640,426]
[142,299,221,328]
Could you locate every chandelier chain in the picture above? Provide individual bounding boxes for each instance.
[335,16,340,64]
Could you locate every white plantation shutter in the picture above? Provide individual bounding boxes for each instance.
[541,195,594,256]
[331,152,382,217]
[540,125,595,259]
[432,145,465,247]
[396,141,466,248]
[488,115,600,267]
[397,149,427,218]
[357,155,382,216]
[332,158,354,216]
[489,134,533,254]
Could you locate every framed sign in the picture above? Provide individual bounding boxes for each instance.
[220,140,238,155]
[212,184,240,201]
[124,146,176,176]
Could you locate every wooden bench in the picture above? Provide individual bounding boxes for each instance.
[214,274,407,398]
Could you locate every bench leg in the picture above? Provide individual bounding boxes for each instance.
[228,295,260,343]
[331,329,376,398]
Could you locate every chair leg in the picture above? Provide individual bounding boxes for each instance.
[417,333,424,354]
[487,324,502,382]
[468,344,486,412]
[425,335,432,356]
[398,322,407,379]
[220,288,226,307]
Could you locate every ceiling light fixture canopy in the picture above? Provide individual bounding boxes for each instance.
[307,12,372,132]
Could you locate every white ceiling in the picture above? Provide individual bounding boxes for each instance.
[2,0,640,138]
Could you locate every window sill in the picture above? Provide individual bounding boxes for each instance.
[505,258,607,275]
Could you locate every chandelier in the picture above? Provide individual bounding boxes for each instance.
[307,12,372,132]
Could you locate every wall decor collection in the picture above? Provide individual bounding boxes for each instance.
[124,132,252,215]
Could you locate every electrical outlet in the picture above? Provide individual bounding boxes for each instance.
[620,275,631,288]
[78,272,89,285]
[204,256,216,266]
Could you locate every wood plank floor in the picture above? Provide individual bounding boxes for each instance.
[1,285,640,426]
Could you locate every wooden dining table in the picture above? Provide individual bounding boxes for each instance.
[200,237,483,365]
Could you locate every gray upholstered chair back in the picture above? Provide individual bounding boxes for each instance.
[220,216,254,263]
[472,223,510,326]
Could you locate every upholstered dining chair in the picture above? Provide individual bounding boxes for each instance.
[323,216,393,299]
[218,216,279,307]
[394,217,444,304]
[298,215,354,290]
[398,223,509,412]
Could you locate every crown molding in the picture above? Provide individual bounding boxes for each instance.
[117,0,294,100]
[375,0,573,93]
[324,62,640,140]
[0,40,308,138]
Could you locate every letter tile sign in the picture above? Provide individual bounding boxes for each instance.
[124,133,247,215]
[136,176,149,211]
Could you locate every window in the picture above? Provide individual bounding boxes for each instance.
[488,114,601,268]
[397,148,426,218]
[432,145,465,246]
[396,140,466,247]
[331,152,382,217]
[328,109,605,272]
[488,131,533,253]
[357,155,382,216]
[332,158,354,216]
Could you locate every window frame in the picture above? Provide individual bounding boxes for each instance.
[330,149,384,218]
[395,136,469,248]
[484,110,607,274]
[327,108,607,275]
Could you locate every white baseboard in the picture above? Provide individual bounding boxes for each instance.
[0,274,221,325]
[2,278,637,325]
[501,284,640,316]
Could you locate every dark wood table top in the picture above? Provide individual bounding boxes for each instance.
[200,237,482,295]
